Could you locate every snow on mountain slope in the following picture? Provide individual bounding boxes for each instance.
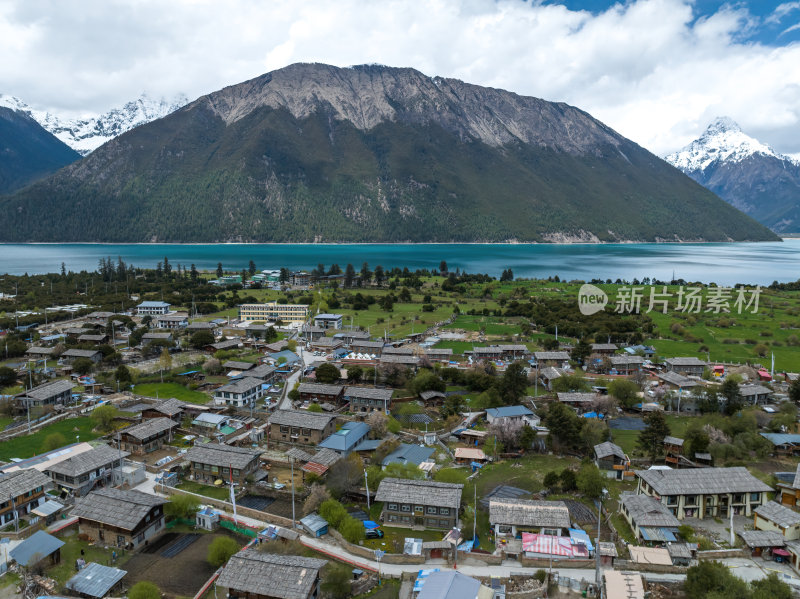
[0,93,188,155]
[666,116,793,172]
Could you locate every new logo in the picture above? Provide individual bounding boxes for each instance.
[578,284,608,315]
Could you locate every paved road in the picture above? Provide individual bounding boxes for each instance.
[277,346,309,410]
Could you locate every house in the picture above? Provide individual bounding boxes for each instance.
[417,571,494,599]
[754,501,800,540]
[214,377,266,408]
[539,367,564,390]
[268,410,337,446]
[61,348,102,364]
[556,392,598,409]
[10,530,64,567]
[778,464,800,507]
[740,384,772,405]
[141,398,186,422]
[66,562,127,599]
[301,448,341,477]
[625,345,656,358]
[591,343,618,355]
[489,499,571,539]
[664,436,684,467]
[297,383,344,404]
[666,542,694,566]
[192,413,229,431]
[45,443,129,497]
[25,346,55,359]
[118,417,177,455]
[247,364,278,384]
[533,351,571,367]
[155,313,188,329]
[185,444,261,485]
[597,542,618,568]
[619,493,680,542]
[761,433,800,457]
[136,301,171,316]
[77,333,110,345]
[300,325,326,341]
[664,357,707,377]
[299,513,329,537]
[14,379,74,411]
[382,443,435,469]
[215,550,327,599]
[485,405,540,428]
[141,332,173,344]
[635,467,772,519]
[351,340,384,356]
[187,321,216,332]
[238,302,310,324]
[609,355,644,375]
[72,488,166,548]
[472,346,501,361]
[380,354,420,368]
[594,441,630,480]
[223,360,256,373]
[655,370,698,391]
[318,421,370,457]
[419,390,446,406]
[310,337,343,352]
[498,344,529,360]
[344,386,393,413]
[207,339,241,353]
[375,478,463,530]
[0,469,51,526]
[424,348,453,363]
[453,447,488,465]
[314,314,343,330]
[604,571,644,599]
[738,530,786,558]
[289,271,312,287]
[268,350,301,368]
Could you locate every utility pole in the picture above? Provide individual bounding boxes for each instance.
[290,457,296,527]
[364,469,370,511]
[595,489,608,598]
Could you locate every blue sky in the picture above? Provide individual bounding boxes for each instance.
[1,0,799,156]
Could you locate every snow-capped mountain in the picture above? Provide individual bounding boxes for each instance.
[665,117,800,234]
[0,93,188,155]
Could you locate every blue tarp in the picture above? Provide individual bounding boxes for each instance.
[568,528,594,552]
[640,527,678,542]
[363,520,379,530]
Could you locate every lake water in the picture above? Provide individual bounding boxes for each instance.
[1,240,799,285]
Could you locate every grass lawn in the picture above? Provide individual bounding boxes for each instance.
[611,413,698,456]
[362,525,443,552]
[433,341,474,355]
[0,417,100,460]
[355,580,400,599]
[610,513,636,545]
[0,415,15,429]
[48,534,122,585]
[444,315,521,337]
[132,382,210,404]
[176,480,232,501]
[472,455,579,498]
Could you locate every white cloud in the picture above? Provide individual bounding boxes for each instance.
[1,0,799,156]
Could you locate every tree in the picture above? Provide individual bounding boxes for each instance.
[637,411,670,461]
[608,379,640,408]
[159,347,173,375]
[408,370,446,396]
[41,432,67,452]
[685,422,710,458]
[129,581,161,599]
[751,572,793,599]
[307,403,323,413]
[0,366,17,387]
[720,378,744,415]
[346,365,362,384]
[190,330,215,349]
[72,357,95,375]
[360,262,371,285]
[366,410,388,437]
[339,515,365,543]
[344,263,356,287]
[576,462,604,498]
[286,339,297,352]
[165,494,200,519]
[315,362,340,384]
[303,483,331,514]
[115,364,132,385]
[497,361,528,404]
[685,561,748,599]
[90,404,118,432]
[789,378,800,404]
[570,340,592,365]
[373,265,385,286]
[518,424,537,451]
[551,373,590,392]
[543,401,583,451]
[543,471,560,491]
[559,469,577,491]
[321,564,352,599]
[580,419,607,450]
[248,260,256,275]
[319,499,349,528]
[203,358,222,375]
[216,262,223,278]
[326,453,364,498]
[207,536,239,567]
[439,260,448,273]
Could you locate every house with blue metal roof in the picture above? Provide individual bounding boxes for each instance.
[66,562,127,598]
[485,405,540,427]
[382,443,435,469]
[10,530,64,567]
[318,421,370,457]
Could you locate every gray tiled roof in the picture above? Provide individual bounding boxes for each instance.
[534,351,570,360]
[664,436,684,447]
[665,357,707,367]
[380,354,419,365]
[666,543,693,559]
[424,348,453,356]
[186,443,261,470]
[635,467,772,495]
[119,417,176,441]
[610,355,644,365]
[62,349,101,358]
[740,384,772,397]
[383,346,414,355]
[72,488,165,530]
[268,409,336,430]
[297,383,343,396]
[15,379,74,401]
[285,448,313,462]
[216,377,263,394]
[308,448,341,467]
[47,444,129,478]
[557,392,597,403]
[215,550,327,599]
[591,343,618,351]
[594,441,626,461]
[351,341,384,349]
[793,463,800,489]
[0,469,51,497]
[248,364,277,380]
[223,361,256,371]
[620,493,680,528]
[738,530,785,548]
[148,397,186,417]
[26,346,55,355]
[66,562,127,598]
[489,499,570,528]
[755,501,800,528]
[656,371,697,387]
[344,386,393,401]
[375,478,463,509]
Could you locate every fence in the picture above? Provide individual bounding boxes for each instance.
[219,518,258,538]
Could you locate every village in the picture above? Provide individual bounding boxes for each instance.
[0,266,799,599]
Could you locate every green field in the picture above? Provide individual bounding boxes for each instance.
[0,417,100,460]
[610,414,694,455]
[177,480,233,500]
[132,382,211,404]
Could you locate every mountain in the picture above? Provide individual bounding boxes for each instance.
[0,93,188,155]
[666,117,800,234]
[0,102,80,194]
[0,64,778,243]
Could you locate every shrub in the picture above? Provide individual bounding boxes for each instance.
[129,582,161,599]
[207,536,240,567]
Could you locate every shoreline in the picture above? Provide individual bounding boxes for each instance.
[0,239,789,246]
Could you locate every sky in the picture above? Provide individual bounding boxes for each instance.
[1,0,799,157]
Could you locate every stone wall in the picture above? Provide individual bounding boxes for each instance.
[163,486,295,528]
[697,548,748,560]
[614,559,688,574]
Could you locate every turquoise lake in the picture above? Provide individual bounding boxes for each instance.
[1,240,799,285]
